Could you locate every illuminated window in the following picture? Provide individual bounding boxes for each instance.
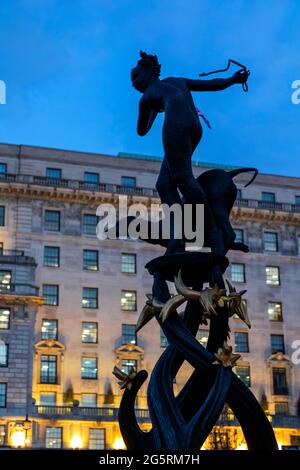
[44,210,60,232]
[41,319,58,340]
[272,368,288,395]
[271,334,285,354]
[83,214,98,235]
[122,324,136,345]
[82,287,98,309]
[82,394,97,407]
[0,271,11,290]
[46,168,62,179]
[234,332,249,353]
[121,290,137,311]
[40,355,57,384]
[231,263,245,283]
[0,207,5,226]
[121,359,137,375]
[235,366,251,387]
[197,329,209,347]
[263,232,278,252]
[121,176,136,187]
[0,343,8,367]
[45,427,62,449]
[160,329,168,348]
[262,192,275,203]
[89,428,105,450]
[44,246,60,267]
[81,357,97,379]
[121,253,136,274]
[42,284,59,306]
[268,302,283,321]
[83,250,99,271]
[0,384,7,407]
[40,392,56,406]
[0,308,10,329]
[82,322,98,343]
[266,266,280,286]
[0,424,6,445]
[234,229,244,244]
[290,435,300,445]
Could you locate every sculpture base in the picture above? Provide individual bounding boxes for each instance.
[145,251,229,285]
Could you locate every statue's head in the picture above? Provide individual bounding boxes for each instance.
[131,51,161,92]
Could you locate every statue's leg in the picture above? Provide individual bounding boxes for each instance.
[156,158,185,254]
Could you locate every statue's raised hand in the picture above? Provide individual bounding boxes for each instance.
[232,69,250,84]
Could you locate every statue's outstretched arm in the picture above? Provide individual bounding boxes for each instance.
[137,98,158,136]
[183,76,234,92]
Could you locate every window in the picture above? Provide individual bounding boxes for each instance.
[122,324,136,345]
[44,210,60,232]
[234,332,249,353]
[40,355,57,384]
[295,196,300,206]
[45,427,62,449]
[160,329,168,348]
[0,424,6,445]
[197,329,209,347]
[271,335,285,354]
[0,163,7,175]
[83,214,98,235]
[81,357,98,379]
[266,266,280,286]
[231,263,245,283]
[121,253,136,274]
[46,168,62,179]
[121,359,137,375]
[84,172,99,185]
[0,207,5,226]
[41,319,58,340]
[82,287,98,309]
[236,189,242,200]
[262,192,275,203]
[234,229,244,244]
[263,232,278,252]
[0,270,11,288]
[235,366,251,387]
[121,290,137,311]
[44,246,60,267]
[0,308,10,329]
[121,176,136,187]
[298,235,300,255]
[0,343,8,367]
[82,394,97,407]
[43,284,59,306]
[40,392,56,406]
[89,429,105,450]
[82,322,98,343]
[83,250,99,271]
[268,302,283,321]
[290,435,300,446]
[275,402,289,415]
[272,368,288,395]
[0,384,7,407]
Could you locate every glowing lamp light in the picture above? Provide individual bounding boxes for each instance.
[70,434,83,450]
[113,437,126,450]
[11,430,26,448]
[236,443,247,450]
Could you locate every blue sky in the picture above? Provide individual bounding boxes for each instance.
[0,0,300,176]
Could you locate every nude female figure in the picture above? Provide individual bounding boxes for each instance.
[131,51,250,257]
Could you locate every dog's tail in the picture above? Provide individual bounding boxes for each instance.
[228,167,258,187]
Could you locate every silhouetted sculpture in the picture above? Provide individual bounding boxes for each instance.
[112,52,278,451]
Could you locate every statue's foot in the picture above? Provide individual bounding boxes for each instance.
[208,229,225,257]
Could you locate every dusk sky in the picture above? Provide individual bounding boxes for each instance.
[0,0,300,176]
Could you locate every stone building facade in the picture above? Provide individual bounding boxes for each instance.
[0,142,299,449]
